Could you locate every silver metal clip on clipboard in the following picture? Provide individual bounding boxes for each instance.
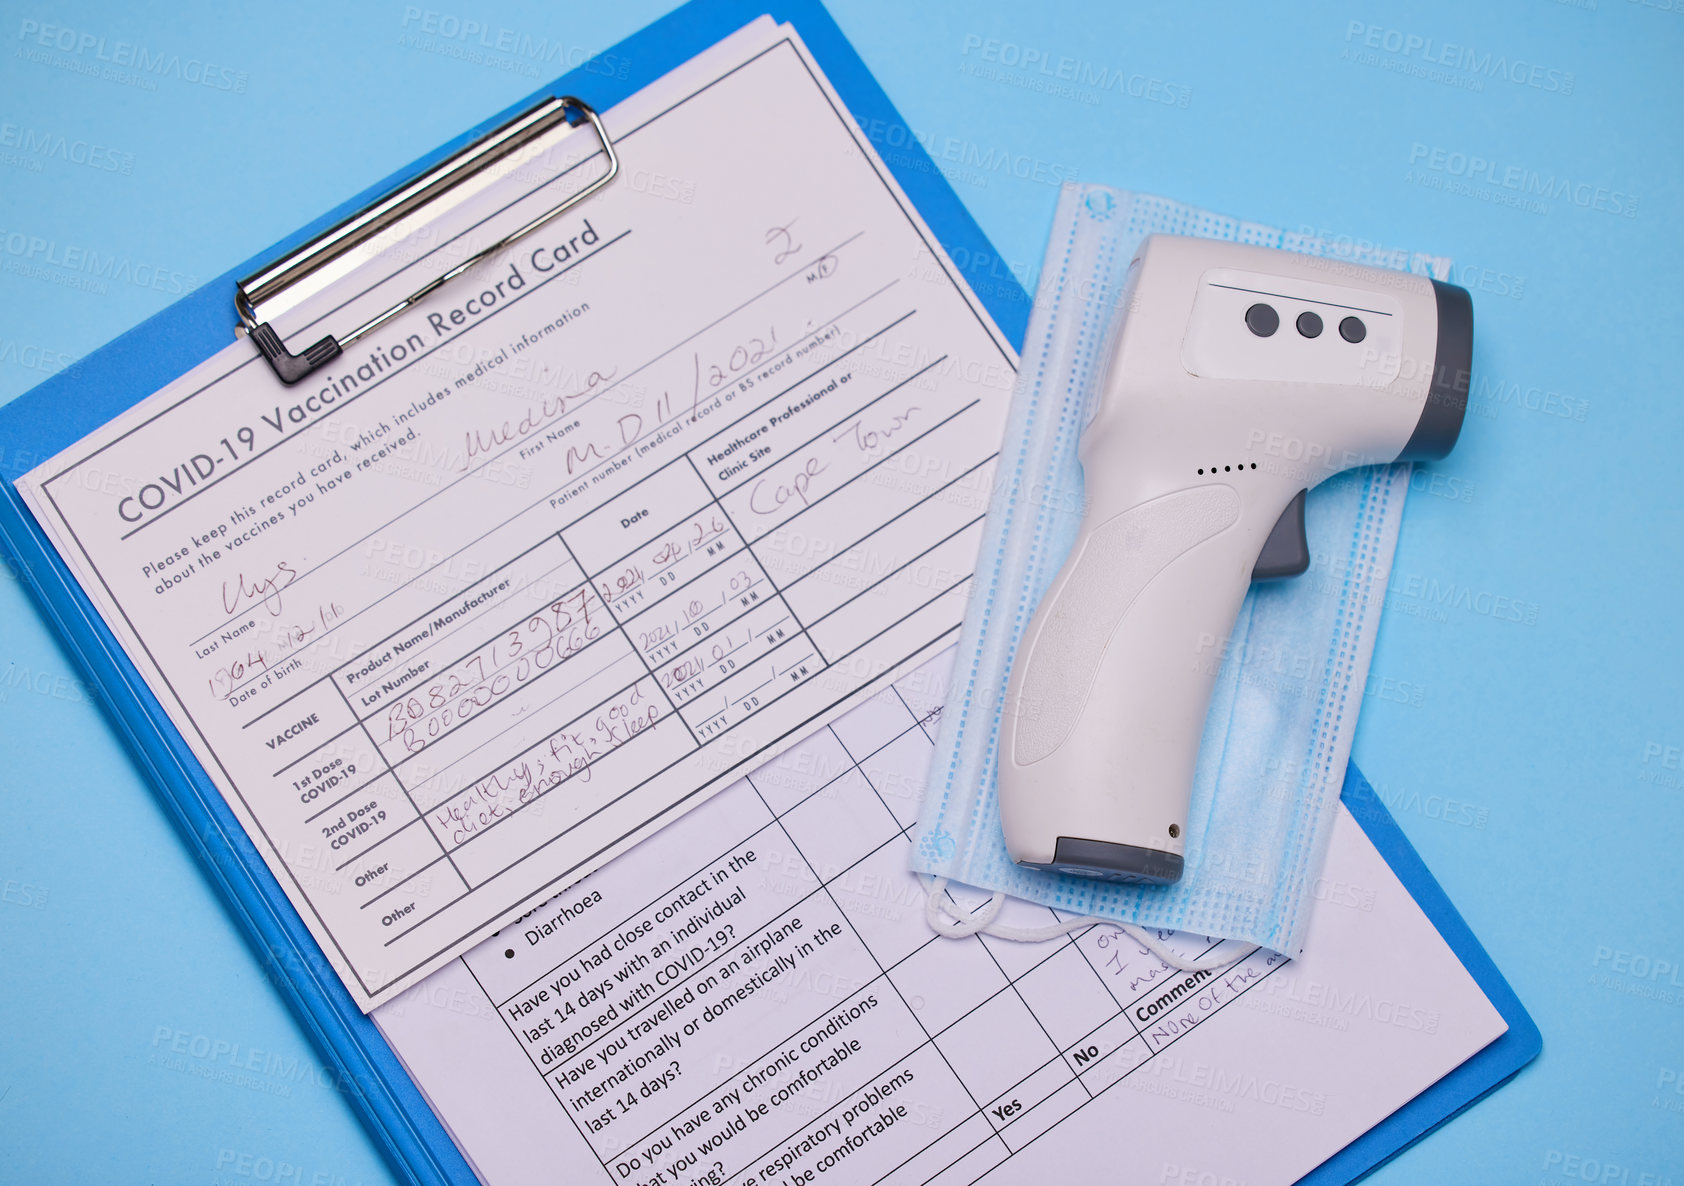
[235,96,619,385]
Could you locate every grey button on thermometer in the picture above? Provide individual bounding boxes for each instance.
[1245,303,1279,336]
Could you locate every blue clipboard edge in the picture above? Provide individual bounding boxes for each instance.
[0,0,1535,1182]
[0,485,475,1186]
[0,2,1025,1184]
[1303,763,1543,1185]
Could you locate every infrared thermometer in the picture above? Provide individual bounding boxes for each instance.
[998,235,1472,883]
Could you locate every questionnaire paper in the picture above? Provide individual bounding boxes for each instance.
[374,650,1508,1186]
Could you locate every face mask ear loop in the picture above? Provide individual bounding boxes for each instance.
[923,875,1007,938]
[921,876,1259,973]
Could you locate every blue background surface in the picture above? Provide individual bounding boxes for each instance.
[0,1,1679,1183]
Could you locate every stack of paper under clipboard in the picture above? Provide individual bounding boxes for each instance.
[0,1,1537,1183]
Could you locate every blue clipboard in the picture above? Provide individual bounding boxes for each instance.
[0,0,1537,1182]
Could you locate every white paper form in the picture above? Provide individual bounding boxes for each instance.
[15,22,1014,1010]
[374,654,1508,1186]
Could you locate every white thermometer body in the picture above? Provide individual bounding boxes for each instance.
[998,235,1471,882]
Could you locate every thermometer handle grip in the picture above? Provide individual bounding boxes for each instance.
[998,484,1254,882]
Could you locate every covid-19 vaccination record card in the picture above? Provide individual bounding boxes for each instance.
[15,18,1013,1011]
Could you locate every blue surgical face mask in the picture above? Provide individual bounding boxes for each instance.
[911,184,1450,959]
